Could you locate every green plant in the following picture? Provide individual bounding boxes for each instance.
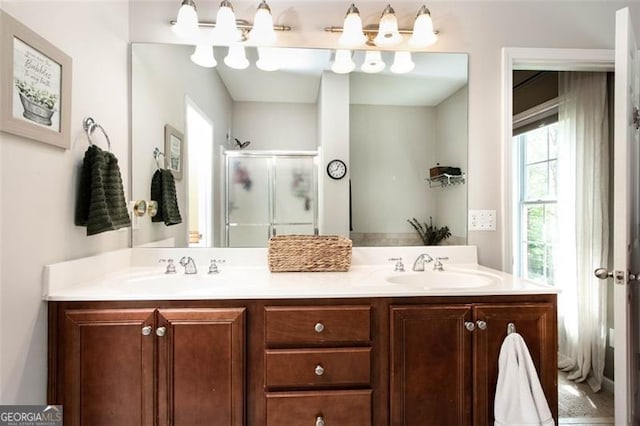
[15,79,57,110]
[407,217,451,245]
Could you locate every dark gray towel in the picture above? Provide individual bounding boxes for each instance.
[151,169,182,226]
[75,145,131,235]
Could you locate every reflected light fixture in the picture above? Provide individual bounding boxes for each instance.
[173,0,198,38]
[331,49,355,74]
[361,50,385,73]
[373,4,402,47]
[191,45,217,67]
[224,44,249,69]
[408,5,438,47]
[211,0,241,44]
[390,51,415,74]
[339,4,367,47]
[248,0,277,44]
[256,47,280,71]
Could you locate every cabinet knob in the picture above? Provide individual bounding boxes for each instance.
[314,322,325,333]
[464,321,475,331]
[156,326,167,337]
[141,325,152,336]
[476,320,487,330]
[314,365,325,376]
[315,416,325,426]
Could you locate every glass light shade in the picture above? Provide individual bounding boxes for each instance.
[248,2,277,45]
[331,49,355,74]
[212,1,241,44]
[391,51,415,74]
[338,6,367,47]
[173,1,198,39]
[224,44,249,69]
[256,47,280,71]
[373,6,402,47]
[361,50,385,73]
[190,45,217,67]
[408,7,438,47]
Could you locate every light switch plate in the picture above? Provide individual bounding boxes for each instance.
[468,210,496,231]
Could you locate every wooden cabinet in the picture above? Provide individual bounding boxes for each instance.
[390,302,556,426]
[264,305,373,425]
[58,306,245,426]
[49,295,556,426]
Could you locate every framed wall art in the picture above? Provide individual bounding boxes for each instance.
[164,124,184,180]
[0,10,72,149]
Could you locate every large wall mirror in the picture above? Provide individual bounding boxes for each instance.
[131,43,468,248]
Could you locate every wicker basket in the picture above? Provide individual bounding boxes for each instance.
[268,235,352,272]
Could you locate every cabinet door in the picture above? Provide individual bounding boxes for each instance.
[390,305,473,426]
[473,303,557,425]
[157,308,245,426]
[64,308,155,426]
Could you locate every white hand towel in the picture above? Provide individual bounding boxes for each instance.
[494,332,554,426]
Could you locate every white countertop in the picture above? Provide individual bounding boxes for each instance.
[43,246,556,301]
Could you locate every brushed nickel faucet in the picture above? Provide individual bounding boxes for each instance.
[179,256,198,274]
[412,253,434,271]
[433,257,449,271]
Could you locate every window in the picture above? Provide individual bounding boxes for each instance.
[514,120,559,284]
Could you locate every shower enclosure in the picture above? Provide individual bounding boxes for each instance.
[224,150,319,247]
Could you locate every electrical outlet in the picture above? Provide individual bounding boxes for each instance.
[468,210,496,231]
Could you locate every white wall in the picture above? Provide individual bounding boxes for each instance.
[232,102,316,151]
[350,105,436,233]
[131,43,233,247]
[435,86,468,243]
[0,1,130,403]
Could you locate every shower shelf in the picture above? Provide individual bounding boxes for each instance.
[425,173,466,188]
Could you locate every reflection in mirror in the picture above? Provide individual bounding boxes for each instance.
[131,43,467,248]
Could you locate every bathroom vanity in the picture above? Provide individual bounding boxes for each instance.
[44,247,557,425]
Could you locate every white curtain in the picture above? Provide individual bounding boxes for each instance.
[556,72,609,392]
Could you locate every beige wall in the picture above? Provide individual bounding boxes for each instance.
[0,1,130,403]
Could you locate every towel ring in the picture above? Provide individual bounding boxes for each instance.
[153,147,165,169]
[83,117,111,152]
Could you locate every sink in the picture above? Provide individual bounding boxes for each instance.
[385,269,499,289]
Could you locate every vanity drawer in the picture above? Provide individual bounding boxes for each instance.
[265,389,372,426]
[265,305,371,346]
[265,347,371,389]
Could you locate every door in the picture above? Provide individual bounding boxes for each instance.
[473,303,557,425]
[390,305,473,425]
[611,7,640,424]
[156,308,245,426]
[63,309,155,426]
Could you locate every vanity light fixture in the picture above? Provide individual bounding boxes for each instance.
[338,4,367,47]
[408,5,438,47]
[211,0,241,44]
[361,50,385,73]
[256,47,280,71]
[390,51,415,74]
[248,0,277,45]
[172,0,198,38]
[373,4,402,47]
[331,49,356,74]
[224,44,250,69]
[190,44,217,67]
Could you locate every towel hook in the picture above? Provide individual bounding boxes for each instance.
[83,117,111,152]
[507,323,516,335]
[153,147,165,170]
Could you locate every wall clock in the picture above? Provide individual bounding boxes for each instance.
[327,159,347,180]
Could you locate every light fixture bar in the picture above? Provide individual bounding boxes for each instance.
[324,25,438,36]
[170,19,291,32]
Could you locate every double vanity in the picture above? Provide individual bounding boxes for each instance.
[44,246,557,425]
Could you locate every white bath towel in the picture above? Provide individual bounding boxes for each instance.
[494,332,554,426]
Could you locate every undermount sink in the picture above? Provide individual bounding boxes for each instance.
[385,269,500,289]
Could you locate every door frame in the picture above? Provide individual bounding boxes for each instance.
[500,47,614,274]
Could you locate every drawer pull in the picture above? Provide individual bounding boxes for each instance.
[316,416,325,426]
[314,365,325,376]
[141,325,152,336]
[156,326,167,337]
[314,322,325,333]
